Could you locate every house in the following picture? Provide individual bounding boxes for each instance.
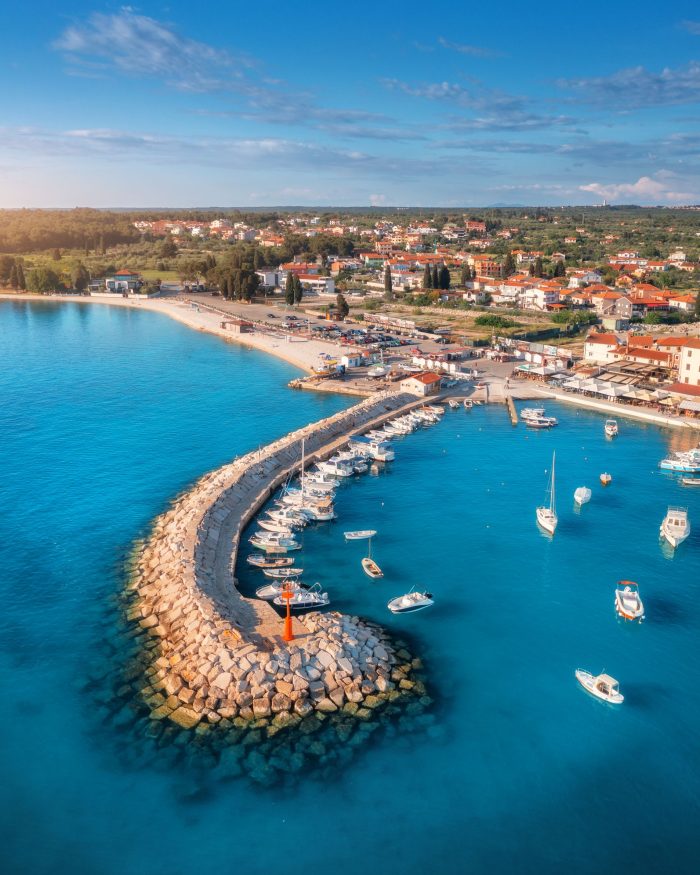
[568,269,603,288]
[521,282,561,311]
[656,337,692,370]
[668,294,697,313]
[678,339,700,388]
[399,371,443,396]
[296,274,335,295]
[105,270,142,293]
[466,220,487,234]
[590,290,633,319]
[584,332,621,362]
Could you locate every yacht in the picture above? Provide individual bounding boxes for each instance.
[604,419,619,437]
[273,584,330,610]
[574,486,592,506]
[660,506,690,548]
[349,436,395,462]
[575,670,624,704]
[600,472,612,486]
[246,554,294,569]
[387,590,434,614]
[659,448,700,474]
[536,451,558,535]
[615,581,644,621]
[262,566,304,579]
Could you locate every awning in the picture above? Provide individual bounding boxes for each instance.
[679,400,700,412]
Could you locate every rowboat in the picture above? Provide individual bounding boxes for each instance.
[344,530,377,541]
[246,555,294,568]
[262,566,303,579]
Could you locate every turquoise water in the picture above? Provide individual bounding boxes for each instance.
[2,300,700,874]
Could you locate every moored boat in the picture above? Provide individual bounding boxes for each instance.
[520,407,545,421]
[600,472,612,486]
[575,670,624,704]
[362,557,383,579]
[681,476,700,487]
[256,580,305,600]
[659,448,700,474]
[526,415,558,429]
[574,486,592,506]
[604,419,619,437]
[273,583,329,610]
[387,590,434,614]
[344,529,377,540]
[463,399,473,410]
[262,566,304,579]
[615,580,644,621]
[536,451,558,535]
[246,554,294,568]
[660,506,690,548]
[448,399,460,410]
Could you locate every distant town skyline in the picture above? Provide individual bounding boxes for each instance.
[4,2,700,207]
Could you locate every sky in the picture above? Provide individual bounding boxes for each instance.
[4,2,700,207]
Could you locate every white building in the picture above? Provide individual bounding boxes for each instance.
[399,372,443,396]
[678,340,700,388]
[584,333,622,363]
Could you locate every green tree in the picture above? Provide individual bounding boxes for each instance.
[503,253,516,277]
[553,260,566,277]
[439,265,451,290]
[159,239,178,258]
[695,290,700,318]
[293,275,303,304]
[27,267,62,293]
[336,293,350,319]
[285,272,295,305]
[71,262,90,291]
[51,248,61,261]
[384,264,393,300]
[8,263,18,288]
[431,264,440,288]
[533,256,544,277]
[460,263,471,286]
[423,265,432,289]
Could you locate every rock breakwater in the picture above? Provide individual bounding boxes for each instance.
[123,390,431,768]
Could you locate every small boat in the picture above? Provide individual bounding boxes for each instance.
[361,535,383,578]
[424,405,445,416]
[600,472,612,486]
[256,580,305,600]
[367,364,391,378]
[344,529,377,541]
[536,451,558,535]
[575,670,624,704]
[246,554,294,568]
[258,518,296,534]
[615,580,644,621]
[574,486,592,506]
[262,566,304,579]
[526,416,558,429]
[520,407,545,421]
[387,589,434,614]
[249,535,301,552]
[448,399,460,410]
[681,477,700,487]
[660,506,690,548]
[273,583,330,610]
[604,419,619,437]
[348,436,395,462]
[463,399,473,410]
[659,448,700,474]
[318,458,354,478]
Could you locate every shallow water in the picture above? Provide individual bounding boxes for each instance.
[2,301,700,874]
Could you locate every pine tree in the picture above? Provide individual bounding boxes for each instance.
[695,289,700,318]
[503,253,516,277]
[293,275,303,304]
[534,256,544,278]
[99,234,106,255]
[285,272,295,306]
[439,265,451,290]
[431,265,439,288]
[16,261,26,290]
[8,263,18,289]
[384,265,393,300]
[72,263,90,292]
[336,293,349,319]
[460,264,470,286]
[529,262,536,276]
[423,265,432,289]
[553,260,565,278]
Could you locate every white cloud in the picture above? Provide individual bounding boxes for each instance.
[579,173,695,203]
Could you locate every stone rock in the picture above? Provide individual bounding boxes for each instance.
[316,649,335,669]
[275,680,293,697]
[315,697,338,713]
[328,686,345,708]
[213,671,232,691]
[252,696,272,718]
[337,656,354,674]
[169,706,201,729]
[294,699,313,717]
[271,692,292,713]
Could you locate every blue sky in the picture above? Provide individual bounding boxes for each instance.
[4,2,700,207]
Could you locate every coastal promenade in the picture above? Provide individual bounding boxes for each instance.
[125,389,430,732]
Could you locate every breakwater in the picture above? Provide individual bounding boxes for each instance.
[123,390,431,757]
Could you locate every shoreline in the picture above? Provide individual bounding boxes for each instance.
[0,292,335,376]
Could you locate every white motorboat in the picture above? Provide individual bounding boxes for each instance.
[448,399,460,410]
[354,460,369,474]
[256,580,305,601]
[349,436,395,462]
[520,407,545,421]
[604,419,619,437]
[659,448,700,474]
[258,518,296,535]
[536,451,558,535]
[344,530,377,540]
[463,399,473,410]
[575,670,624,704]
[267,508,310,526]
[296,501,336,521]
[424,405,445,416]
[526,415,558,429]
[262,566,304,579]
[384,420,411,436]
[574,486,592,506]
[615,580,644,621]
[251,530,296,544]
[600,472,612,486]
[660,506,690,548]
[249,535,301,552]
[318,458,354,478]
[681,476,700,487]
[387,590,434,614]
[367,364,391,378]
[273,583,330,610]
[246,554,294,568]
[299,476,337,493]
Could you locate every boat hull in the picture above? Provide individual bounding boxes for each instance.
[362,557,383,579]
[536,507,558,534]
[575,670,624,704]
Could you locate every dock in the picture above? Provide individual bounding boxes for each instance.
[506,393,518,425]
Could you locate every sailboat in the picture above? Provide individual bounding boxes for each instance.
[361,534,383,579]
[536,451,558,535]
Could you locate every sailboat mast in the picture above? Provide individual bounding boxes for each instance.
[551,451,556,515]
[301,438,305,499]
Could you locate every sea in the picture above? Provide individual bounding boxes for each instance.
[1,299,700,875]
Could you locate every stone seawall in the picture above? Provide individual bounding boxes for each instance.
[124,390,431,737]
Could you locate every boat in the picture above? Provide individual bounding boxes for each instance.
[424,405,445,416]
[448,399,460,410]
[344,529,377,540]
[600,472,612,486]
[297,502,336,522]
[267,508,309,526]
[681,477,700,487]
[249,535,301,552]
[258,518,296,534]
[262,566,304,579]
[273,583,330,610]
[463,399,473,410]
[614,580,644,621]
[348,435,395,462]
[318,458,354,478]
[361,535,383,578]
[520,407,545,421]
[367,364,391,378]
[604,419,619,437]
[526,415,558,429]
[575,670,624,704]
[256,580,305,601]
[660,506,691,548]
[573,486,592,506]
[536,451,558,535]
[246,554,294,568]
[659,448,700,474]
[387,589,434,614]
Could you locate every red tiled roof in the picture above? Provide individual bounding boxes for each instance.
[405,371,443,385]
[668,381,700,396]
[586,333,620,345]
